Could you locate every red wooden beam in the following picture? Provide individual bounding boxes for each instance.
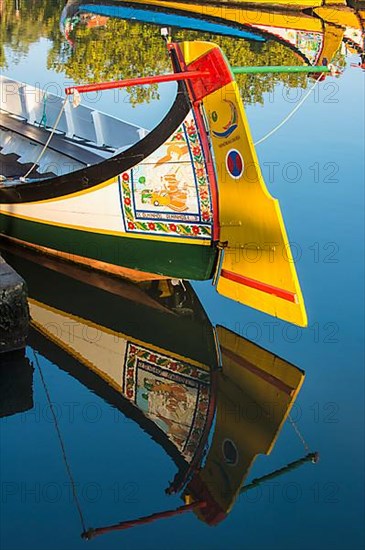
[65,71,209,95]
[82,501,206,539]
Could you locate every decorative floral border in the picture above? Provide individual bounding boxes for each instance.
[122,342,211,462]
[119,113,213,240]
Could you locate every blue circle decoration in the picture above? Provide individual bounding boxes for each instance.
[226,149,244,179]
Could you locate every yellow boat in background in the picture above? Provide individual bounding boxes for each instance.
[151,0,347,8]
[96,0,363,64]
[64,1,364,68]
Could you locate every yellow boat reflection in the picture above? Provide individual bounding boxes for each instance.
[4,247,315,536]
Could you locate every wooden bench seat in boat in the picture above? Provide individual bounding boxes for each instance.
[0,111,104,167]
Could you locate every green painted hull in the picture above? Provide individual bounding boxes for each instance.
[0,213,217,280]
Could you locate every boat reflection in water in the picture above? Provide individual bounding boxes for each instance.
[62,0,365,69]
[4,247,316,538]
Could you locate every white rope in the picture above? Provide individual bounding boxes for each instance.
[22,98,68,180]
[32,349,87,531]
[253,73,324,146]
[288,413,310,451]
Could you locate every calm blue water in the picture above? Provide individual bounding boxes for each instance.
[1,2,364,549]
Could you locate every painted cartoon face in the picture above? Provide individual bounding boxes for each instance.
[210,100,238,139]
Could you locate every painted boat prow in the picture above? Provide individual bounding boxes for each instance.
[180,41,308,327]
[184,325,305,525]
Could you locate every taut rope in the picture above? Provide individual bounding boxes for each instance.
[254,73,326,146]
[32,349,87,532]
[22,99,67,180]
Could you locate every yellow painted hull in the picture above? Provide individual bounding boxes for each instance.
[111,0,354,30]
[181,41,307,326]
[185,325,305,524]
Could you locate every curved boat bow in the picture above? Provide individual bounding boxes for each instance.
[1,39,307,325]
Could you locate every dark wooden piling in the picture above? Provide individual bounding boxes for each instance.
[0,254,29,354]
[0,351,34,416]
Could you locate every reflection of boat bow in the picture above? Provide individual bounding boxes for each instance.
[7,249,218,492]
[184,325,305,524]
[6,248,308,530]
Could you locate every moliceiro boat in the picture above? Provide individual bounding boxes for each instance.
[0,40,307,326]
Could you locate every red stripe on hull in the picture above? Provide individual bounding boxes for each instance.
[221,269,297,303]
[221,347,294,396]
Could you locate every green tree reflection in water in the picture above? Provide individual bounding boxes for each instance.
[50,17,310,106]
[0,0,60,67]
[1,0,326,106]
